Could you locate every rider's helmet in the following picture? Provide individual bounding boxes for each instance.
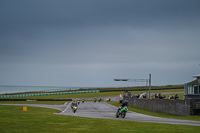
[124,100,128,105]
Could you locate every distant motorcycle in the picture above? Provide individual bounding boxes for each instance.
[116,106,128,118]
[82,99,85,103]
[94,98,96,103]
[98,98,101,102]
[77,100,80,105]
[108,98,111,101]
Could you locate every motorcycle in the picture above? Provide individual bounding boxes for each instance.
[98,98,101,102]
[94,98,96,103]
[72,106,77,113]
[77,100,80,105]
[71,101,78,113]
[82,99,84,103]
[116,106,128,118]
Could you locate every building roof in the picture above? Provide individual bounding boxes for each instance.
[193,74,200,78]
[188,79,198,84]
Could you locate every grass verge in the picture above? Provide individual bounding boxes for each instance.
[0,105,199,133]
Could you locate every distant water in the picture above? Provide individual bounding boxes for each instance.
[0,86,83,94]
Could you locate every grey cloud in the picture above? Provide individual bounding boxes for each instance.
[0,0,200,87]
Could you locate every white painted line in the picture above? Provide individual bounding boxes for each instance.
[62,102,71,113]
[64,102,68,105]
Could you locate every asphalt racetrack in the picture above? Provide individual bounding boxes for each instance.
[1,102,200,126]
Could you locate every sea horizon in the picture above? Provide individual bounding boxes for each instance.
[0,85,90,95]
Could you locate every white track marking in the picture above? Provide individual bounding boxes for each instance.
[61,102,71,113]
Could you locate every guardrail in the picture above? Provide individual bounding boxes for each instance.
[0,90,100,98]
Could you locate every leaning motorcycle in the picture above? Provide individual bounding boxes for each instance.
[116,106,128,118]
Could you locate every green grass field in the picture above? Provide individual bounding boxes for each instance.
[0,105,200,133]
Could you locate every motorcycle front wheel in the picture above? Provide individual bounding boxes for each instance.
[121,111,126,118]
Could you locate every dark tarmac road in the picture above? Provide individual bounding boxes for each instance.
[1,102,200,126]
[56,102,200,126]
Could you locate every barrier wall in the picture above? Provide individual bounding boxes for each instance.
[0,90,100,98]
[124,98,200,116]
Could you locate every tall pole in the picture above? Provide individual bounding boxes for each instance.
[149,74,151,99]
[146,80,148,97]
[114,74,152,99]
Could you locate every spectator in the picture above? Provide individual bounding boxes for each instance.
[158,93,163,99]
[136,94,140,98]
[175,94,179,99]
[168,95,171,99]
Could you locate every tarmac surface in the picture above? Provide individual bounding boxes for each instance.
[1,101,200,126]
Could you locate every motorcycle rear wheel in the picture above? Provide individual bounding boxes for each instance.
[116,111,119,118]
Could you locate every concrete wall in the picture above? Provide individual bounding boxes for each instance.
[124,98,200,116]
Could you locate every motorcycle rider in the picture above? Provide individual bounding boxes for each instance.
[121,100,128,107]
[77,99,80,105]
[71,101,77,109]
[98,98,101,102]
[118,100,128,113]
[94,97,97,103]
[82,98,85,103]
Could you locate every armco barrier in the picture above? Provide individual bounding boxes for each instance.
[0,90,100,98]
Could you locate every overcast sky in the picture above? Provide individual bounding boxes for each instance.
[0,0,200,87]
